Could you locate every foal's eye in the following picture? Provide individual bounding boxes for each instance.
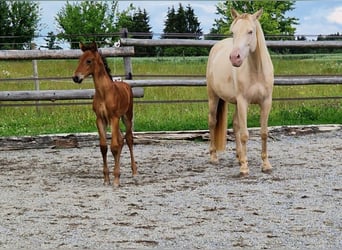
[86,59,92,65]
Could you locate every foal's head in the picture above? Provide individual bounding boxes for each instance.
[72,41,112,84]
[229,8,263,67]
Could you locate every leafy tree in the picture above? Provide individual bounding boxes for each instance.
[162,3,207,56]
[0,1,40,49]
[115,4,153,56]
[208,1,298,41]
[56,1,118,49]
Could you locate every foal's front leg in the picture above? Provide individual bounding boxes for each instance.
[96,118,110,185]
[111,117,124,187]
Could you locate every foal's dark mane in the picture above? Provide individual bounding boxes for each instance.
[82,43,112,79]
[98,50,113,79]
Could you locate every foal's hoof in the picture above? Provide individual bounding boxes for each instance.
[113,178,120,188]
[239,166,249,177]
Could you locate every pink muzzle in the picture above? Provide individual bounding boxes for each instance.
[229,48,243,67]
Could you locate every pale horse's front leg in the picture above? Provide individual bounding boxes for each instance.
[260,98,272,172]
[236,99,249,175]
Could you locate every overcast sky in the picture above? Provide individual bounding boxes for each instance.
[37,1,342,46]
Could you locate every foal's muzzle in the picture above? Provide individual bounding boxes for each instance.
[72,75,83,84]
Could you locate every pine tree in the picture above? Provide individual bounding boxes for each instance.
[163,6,177,37]
[162,3,206,56]
[41,32,63,50]
[115,5,153,56]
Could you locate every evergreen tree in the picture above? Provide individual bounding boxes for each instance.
[163,6,177,37]
[162,3,206,56]
[115,4,153,56]
[0,1,40,49]
[41,32,63,50]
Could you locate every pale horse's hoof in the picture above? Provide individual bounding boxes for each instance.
[210,158,219,165]
[262,161,272,173]
[210,152,219,164]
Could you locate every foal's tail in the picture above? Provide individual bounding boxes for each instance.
[214,98,227,151]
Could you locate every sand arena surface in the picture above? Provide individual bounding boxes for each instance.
[0,126,341,249]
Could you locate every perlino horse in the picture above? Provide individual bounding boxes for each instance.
[206,8,274,175]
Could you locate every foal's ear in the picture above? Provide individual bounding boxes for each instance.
[79,42,86,52]
[91,41,98,51]
[231,8,240,19]
[252,8,263,20]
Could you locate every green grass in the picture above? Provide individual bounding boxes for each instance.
[0,54,341,136]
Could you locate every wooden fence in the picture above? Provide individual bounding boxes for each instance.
[0,38,342,104]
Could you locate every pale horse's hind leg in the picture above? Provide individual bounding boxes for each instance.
[233,108,242,161]
[260,98,272,172]
[208,93,220,163]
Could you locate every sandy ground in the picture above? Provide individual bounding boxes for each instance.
[0,126,341,249]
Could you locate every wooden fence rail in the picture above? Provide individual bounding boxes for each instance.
[0,39,342,103]
[0,47,134,60]
[0,88,144,101]
[1,76,341,102]
[120,38,342,48]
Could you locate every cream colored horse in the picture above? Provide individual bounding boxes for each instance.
[206,8,274,175]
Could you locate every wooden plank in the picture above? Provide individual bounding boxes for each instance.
[125,76,342,87]
[0,87,144,101]
[120,38,217,47]
[120,38,342,48]
[0,47,134,60]
[1,75,342,102]
[0,125,340,150]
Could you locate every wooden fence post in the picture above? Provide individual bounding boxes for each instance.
[120,28,133,80]
[120,28,135,130]
[32,59,40,112]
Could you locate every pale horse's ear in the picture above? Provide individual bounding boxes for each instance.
[252,8,263,21]
[230,8,240,19]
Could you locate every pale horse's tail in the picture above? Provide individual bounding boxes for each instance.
[214,98,227,151]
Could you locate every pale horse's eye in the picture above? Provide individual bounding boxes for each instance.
[248,30,253,35]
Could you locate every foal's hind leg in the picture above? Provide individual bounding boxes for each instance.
[260,98,272,173]
[122,114,137,176]
[96,118,110,185]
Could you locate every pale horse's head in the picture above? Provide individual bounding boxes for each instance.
[229,8,263,67]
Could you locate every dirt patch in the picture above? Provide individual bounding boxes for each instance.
[0,126,341,249]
